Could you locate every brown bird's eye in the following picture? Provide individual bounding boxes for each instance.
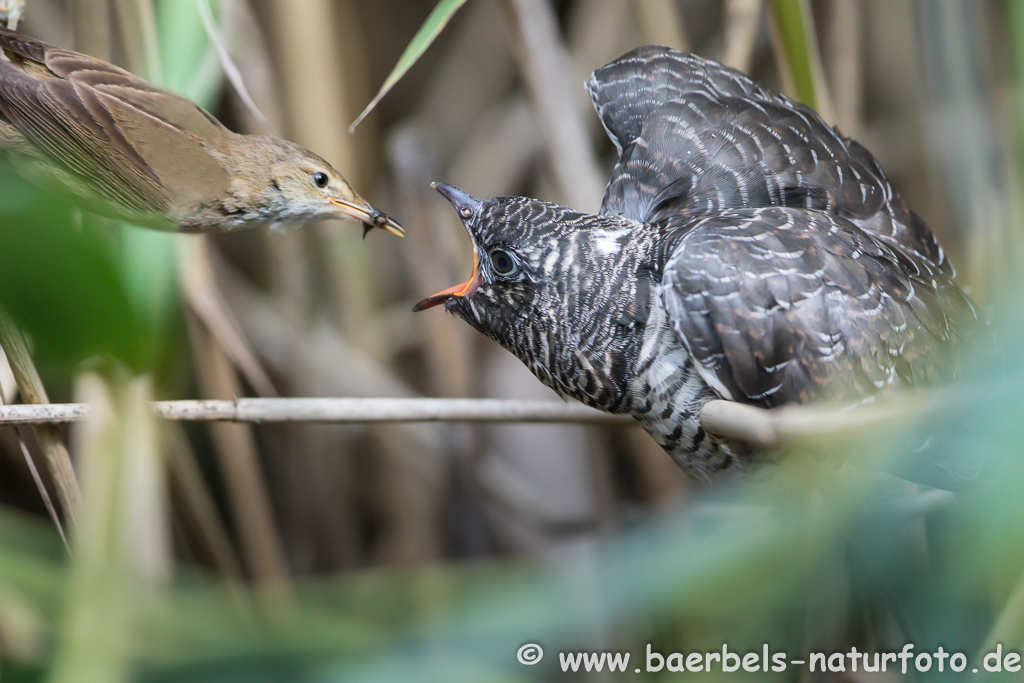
[489,248,517,276]
[460,207,472,218]
[312,171,329,188]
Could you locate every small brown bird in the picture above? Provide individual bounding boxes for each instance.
[0,27,402,235]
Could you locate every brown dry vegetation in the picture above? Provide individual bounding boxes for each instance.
[0,1,1022,681]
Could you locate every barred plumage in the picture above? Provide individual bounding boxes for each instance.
[416,46,975,478]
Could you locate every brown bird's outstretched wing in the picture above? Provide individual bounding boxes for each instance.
[659,206,973,407]
[586,45,947,271]
[0,27,229,223]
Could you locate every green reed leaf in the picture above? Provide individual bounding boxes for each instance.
[349,0,470,132]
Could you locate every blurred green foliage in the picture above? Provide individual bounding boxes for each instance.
[0,0,222,376]
[0,165,162,372]
[0,323,1019,680]
[351,0,469,131]
[1,1,1022,681]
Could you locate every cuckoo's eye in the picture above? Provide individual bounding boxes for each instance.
[312,171,329,188]
[489,248,518,277]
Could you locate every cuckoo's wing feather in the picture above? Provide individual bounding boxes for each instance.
[587,46,946,268]
[585,45,771,154]
[659,207,973,407]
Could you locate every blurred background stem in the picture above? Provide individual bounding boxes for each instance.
[0,311,80,528]
[0,1,1019,680]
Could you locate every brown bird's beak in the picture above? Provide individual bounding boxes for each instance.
[413,183,483,312]
[329,195,405,237]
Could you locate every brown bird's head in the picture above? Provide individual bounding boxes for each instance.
[258,138,403,236]
[0,26,403,235]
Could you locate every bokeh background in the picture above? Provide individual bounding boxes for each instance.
[0,0,1022,681]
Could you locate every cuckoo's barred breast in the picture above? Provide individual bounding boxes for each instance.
[417,46,976,478]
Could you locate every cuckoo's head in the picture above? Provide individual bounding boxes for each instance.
[414,183,660,408]
[413,184,571,336]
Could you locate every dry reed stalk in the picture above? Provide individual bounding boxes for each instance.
[51,373,166,683]
[221,0,287,133]
[389,126,473,397]
[0,397,627,424]
[824,0,862,137]
[176,237,277,397]
[69,0,110,59]
[566,1,634,88]
[722,0,763,72]
[110,0,160,79]
[413,0,517,160]
[698,397,928,448]
[50,372,126,683]
[263,0,375,344]
[630,0,689,53]
[165,422,245,579]
[502,0,605,209]
[119,375,171,588]
[0,369,68,550]
[0,310,80,527]
[214,248,450,482]
[186,312,294,608]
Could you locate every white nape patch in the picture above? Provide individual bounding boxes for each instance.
[594,228,627,256]
[543,245,561,275]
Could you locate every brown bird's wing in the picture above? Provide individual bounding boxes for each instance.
[586,45,946,270]
[0,28,51,67]
[659,207,973,407]
[0,27,229,223]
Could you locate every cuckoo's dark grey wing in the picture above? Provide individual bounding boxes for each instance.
[587,45,947,271]
[585,45,773,154]
[659,207,973,407]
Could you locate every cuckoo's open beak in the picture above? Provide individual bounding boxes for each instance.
[413,183,483,311]
[413,247,480,311]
